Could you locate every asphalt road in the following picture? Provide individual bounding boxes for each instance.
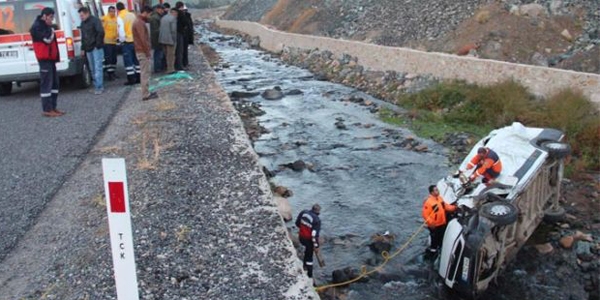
[0,71,133,261]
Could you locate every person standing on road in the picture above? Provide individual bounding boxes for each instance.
[159,8,178,74]
[295,204,322,279]
[30,8,63,117]
[150,5,165,73]
[102,6,119,81]
[79,7,105,95]
[465,147,502,184]
[117,2,140,85]
[133,6,158,101]
[422,185,456,258]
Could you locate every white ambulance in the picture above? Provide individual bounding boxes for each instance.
[0,0,110,96]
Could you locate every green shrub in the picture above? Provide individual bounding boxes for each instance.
[387,80,599,173]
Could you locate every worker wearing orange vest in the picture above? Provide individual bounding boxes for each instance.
[116,2,140,85]
[102,6,118,80]
[422,185,456,257]
[466,147,502,184]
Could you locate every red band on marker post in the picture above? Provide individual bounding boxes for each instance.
[108,182,126,213]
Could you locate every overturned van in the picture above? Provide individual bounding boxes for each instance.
[435,122,570,298]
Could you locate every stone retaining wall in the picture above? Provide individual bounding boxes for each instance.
[215,20,600,106]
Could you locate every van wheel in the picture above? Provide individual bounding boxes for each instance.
[543,207,566,223]
[479,201,518,226]
[73,63,92,89]
[0,82,13,96]
[541,141,570,159]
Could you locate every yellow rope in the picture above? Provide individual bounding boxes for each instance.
[314,221,428,292]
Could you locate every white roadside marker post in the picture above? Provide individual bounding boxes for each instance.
[102,158,140,300]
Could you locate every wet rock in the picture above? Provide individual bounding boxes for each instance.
[261,87,284,100]
[559,235,575,249]
[230,91,260,98]
[575,241,594,262]
[274,196,292,222]
[285,89,304,96]
[332,267,361,285]
[281,160,306,172]
[369,232,395,254]
[335,121,347,130]
[262,166,275,178]
[414,144,428,152]
[574,230,594,242]
[535,243,554,254]
[274,186,293,198]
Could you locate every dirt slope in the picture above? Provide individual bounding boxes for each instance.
[223,0,599,73]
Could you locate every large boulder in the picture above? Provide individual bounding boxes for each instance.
[261,86,284,100]
[332,267,361,284]
[230,91,260,98]
[274,196,292,222]
[575,241,594,262]
[369,232,395,254]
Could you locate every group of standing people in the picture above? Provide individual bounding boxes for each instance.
[31,2,194,117]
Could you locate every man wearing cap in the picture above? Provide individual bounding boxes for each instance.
[150,4,165,73]
[30,8,63,117]
[295,204,322,279]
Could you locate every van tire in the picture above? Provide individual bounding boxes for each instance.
[479,201,518,226]
[0,82,13,96]
[543,207,566,223]
[541,141,570,159]
[73,63,92,89]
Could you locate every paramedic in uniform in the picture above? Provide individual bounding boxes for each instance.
[466,147,503,184]
[422,185,456,258]
[116,2,140,85]
[30,8,64,117]
[295,204,322,279]
[102,5,118,81]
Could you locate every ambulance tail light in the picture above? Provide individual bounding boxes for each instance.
[66,37,74,58]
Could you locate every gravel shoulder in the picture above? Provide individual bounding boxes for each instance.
[0,44,317,299]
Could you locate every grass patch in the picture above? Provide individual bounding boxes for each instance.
[383,80,599,173]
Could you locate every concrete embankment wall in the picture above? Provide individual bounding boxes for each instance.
[216,20,600,105]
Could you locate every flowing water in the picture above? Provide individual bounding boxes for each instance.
[198,25,576,300]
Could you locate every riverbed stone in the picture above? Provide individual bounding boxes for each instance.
[535,243,554,254]
[261,87,285,100]
[559,235,575,249]
[230,91,260,98]
[575,241,594,262]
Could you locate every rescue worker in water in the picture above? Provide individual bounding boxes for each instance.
[295,204,322,279]
[422,185,457,257]
[466,147,502,184]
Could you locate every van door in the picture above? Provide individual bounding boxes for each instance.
[22,0,61,73]
[0,2,27,77]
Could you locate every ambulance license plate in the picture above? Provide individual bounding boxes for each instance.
[0,50,18,59]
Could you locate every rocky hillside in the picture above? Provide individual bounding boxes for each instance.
[223,0,599,73]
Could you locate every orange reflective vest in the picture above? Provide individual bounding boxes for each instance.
[422,195,456,228]
[467,148,502,178]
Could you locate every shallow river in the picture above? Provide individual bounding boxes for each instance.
[199,25,578,300]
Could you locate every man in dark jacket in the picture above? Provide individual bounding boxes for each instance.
[182,6,194,67]
[30,8,63,117]
[295,204,322,279]
[79,7,105,94]
[150,5,165,73]
[174,1,190,70]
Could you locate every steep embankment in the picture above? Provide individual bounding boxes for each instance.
[223,0,599,73]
